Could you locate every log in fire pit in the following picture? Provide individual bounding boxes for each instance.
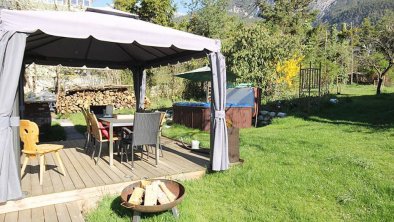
[120,179,186,222]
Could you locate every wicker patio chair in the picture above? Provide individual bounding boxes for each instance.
[20,120,66,185]
[122,112,162,168]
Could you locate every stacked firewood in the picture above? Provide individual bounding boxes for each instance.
[128,180,177,206]
[57,89,136,114]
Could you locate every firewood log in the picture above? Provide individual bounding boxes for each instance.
[154,181,170,205]
[144,184,159,206]
[159,182,176,202]
[140,180,151,189]
[128,187,144,205]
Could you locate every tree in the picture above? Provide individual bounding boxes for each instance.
[302,23,353,92]
[223,0,316,97]
[226,23,296,93]
[113,0,138,13]
[359,12,394,94]
[139,0,176,26]
[185,0,241,49]
[114,0,176,27]
[258,0,316,35]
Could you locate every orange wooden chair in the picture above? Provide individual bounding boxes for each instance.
[80,107,93,150]
[88,112,120,164]
[20,120,66,185]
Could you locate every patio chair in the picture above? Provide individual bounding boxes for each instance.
[80,107,92,151]
[122,112,162,168]
[88,112,120,165]
[19,120,66,185]
[151,112,166,157]
[158,111,166,157]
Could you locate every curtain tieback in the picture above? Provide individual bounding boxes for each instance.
[214,111,225,119]
[0,117,20,129]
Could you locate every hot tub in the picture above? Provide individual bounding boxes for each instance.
[173,102,253,131]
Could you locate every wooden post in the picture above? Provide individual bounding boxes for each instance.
[350,22,354,85]
[318,63,322,97]
[299,64,302,98]
[308,62,312,97]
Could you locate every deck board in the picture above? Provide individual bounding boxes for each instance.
[62,148,96,188]
[69,148,106,187]
[50,151,76,192]
[21,158,32,198]
[30,157,43,196]
[55,203,72,222]
[66,203,84,222]
[4,211,18,222]
[58,149,85,190]
[46,153,65,193]
[41,156,55,195]
[18,209,31,222]
[31,207,44,222]
[43,205,58,222]
[77,148,114,185]
[94,155,125,183]
[1,202,82,222]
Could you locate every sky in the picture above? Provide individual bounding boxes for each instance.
[92,0,189,14]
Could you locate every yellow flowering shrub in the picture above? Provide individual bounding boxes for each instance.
[276,55,304,86]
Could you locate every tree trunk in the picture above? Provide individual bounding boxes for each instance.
[376,77,383,95]
[376,63,393,95]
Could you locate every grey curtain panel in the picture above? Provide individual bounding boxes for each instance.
[210,52,229,171]
[132,67,147,111]
[0,31,27,203]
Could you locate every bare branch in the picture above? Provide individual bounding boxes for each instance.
[381,63,393,77]
[372,64,382,76]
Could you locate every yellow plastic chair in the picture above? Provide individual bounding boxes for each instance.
[20,120,66,185]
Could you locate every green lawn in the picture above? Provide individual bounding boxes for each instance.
[162,124,210,148]
[85,85,393,221]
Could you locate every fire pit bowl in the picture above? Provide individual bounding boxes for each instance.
[120,179,186,213]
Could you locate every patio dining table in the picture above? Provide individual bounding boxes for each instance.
[99,117,134,166]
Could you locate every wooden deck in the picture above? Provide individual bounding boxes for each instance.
[0,202,84,222]
[0,137,209,220]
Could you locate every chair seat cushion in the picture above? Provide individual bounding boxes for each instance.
[98,122,110,139]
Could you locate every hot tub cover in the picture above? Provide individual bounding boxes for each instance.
[174,102,252,108]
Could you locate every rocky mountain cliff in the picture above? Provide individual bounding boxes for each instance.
[227,0,394,25]
[311,0,394,25]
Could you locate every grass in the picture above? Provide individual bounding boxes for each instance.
[85,85,393,221]
[162,124,210,148]
[67,112,86,135]
[40,121,66,142]
[149,97,173,110]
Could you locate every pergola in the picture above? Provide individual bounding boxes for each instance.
[0,9,229,203]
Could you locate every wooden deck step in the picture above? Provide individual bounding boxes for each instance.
[0,201,84,222]
[0,169,206,215]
